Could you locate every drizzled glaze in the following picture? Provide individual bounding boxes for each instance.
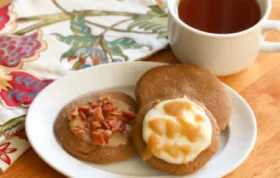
[142,97,212,164]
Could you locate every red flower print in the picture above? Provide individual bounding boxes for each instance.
[0,5,10,31]
[0,69,54,109]
[15,129,28,141]
[0,142,17,165]
[0,30,47,69]
[0,4,17,35]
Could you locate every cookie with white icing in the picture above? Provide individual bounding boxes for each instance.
[132,96,220,175]
[135,64,232,131]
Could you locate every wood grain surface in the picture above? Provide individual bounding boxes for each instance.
[0,0,12,8]
[2,0,280,177]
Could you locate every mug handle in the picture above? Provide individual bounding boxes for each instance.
[260,20,280,52]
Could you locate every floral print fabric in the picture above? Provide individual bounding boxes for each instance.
[0,0,168,173]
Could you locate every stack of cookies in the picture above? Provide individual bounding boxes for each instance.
[54,64,232,175]
[132,64,232,175]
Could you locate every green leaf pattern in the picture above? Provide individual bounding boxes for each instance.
[54,10,154,69]
[0,115,25,138]
[102,37,152,61]
[52,34,98,48]
[128,5,168,39]
[102,40,128,61]
[70,11,92,37]
[108,37,150,50]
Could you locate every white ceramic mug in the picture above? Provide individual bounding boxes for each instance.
[168,0,280,76]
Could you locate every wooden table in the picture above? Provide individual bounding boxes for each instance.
[3,1,280,177]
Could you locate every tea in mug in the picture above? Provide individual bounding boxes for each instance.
[178,0,261,34]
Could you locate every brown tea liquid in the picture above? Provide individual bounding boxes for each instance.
[178,0,261,34]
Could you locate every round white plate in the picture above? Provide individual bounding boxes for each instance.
[26,62,257,178]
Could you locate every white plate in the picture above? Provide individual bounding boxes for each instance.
[26,62,257,178]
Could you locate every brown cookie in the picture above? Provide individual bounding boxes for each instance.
[55,92,138,164]
[132,97,220,175]
[135,64,232,131]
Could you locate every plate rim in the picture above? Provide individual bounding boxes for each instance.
[26,61,257,178]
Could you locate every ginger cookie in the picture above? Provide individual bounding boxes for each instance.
[135,64,232,131]
[55,92,137,164]
[132,96,220,175]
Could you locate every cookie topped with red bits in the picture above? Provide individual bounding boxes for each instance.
[69,96,135,146]
[55,91,138,164]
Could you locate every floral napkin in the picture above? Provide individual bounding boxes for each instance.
[0,0,168,173]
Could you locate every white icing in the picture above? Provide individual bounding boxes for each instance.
[142,96,212,164]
